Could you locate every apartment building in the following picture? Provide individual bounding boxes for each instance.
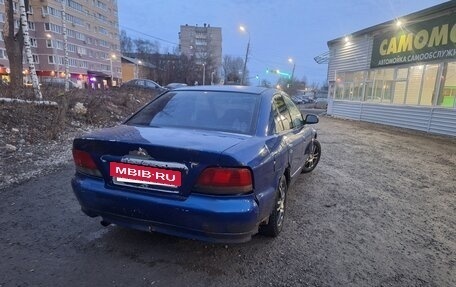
[0,0,121,87]
[179,23,222,76]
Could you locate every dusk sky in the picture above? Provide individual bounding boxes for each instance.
[118,0,448,86]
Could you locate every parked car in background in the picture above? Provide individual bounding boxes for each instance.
[120,79,165,92]
[72,86,321,243]
[40,78,80,89]
[165,82,188,90]
[314,98,328,109]
[301,96,315,104]
[291,95,304,104]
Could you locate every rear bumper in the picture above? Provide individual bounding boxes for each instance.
[71,176,260,243]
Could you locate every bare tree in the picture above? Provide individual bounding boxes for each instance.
[120,30,134,54]
[222,55,245,84]
[19,0,42,99]
[61,1,70,92]
[278,75,307,95]
[2,0,26,91]
[134,39,159,59]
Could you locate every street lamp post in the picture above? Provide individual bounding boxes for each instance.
[202,63,206,85]
[288,58,296,86]
[136,60,142,78]
[110,54,116,86]
[211,71,215,85]
[239,25,250,86]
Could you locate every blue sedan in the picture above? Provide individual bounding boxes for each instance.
[71,86,321,243]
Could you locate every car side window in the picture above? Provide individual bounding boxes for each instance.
[272,95,293,131]
[146,81,157,88]
[270,102,285,134]
[283,94,304,129]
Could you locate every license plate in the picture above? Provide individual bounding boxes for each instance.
[110,162,182,187]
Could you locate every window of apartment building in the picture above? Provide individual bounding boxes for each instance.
[67,29,75,38]
[48,56,56,64]
[79,61,88,68]
[66,13,85,26]
[44,23,63,33]
[96,13,108,24]
[69,59,78,67]
[42,6,60,17]
[98,27,108,35]
[28,21,35,30]
[0,13,4,23]
[32,55,39,64]
[68,0,84,13]
[98,39,109,48]
[77,47,87,55]
[101,64,110,71]
[46,39,63,50]
[30,38,37,47]
[96,0,107,10]
[75,32,86,41]
[68,44,77,53]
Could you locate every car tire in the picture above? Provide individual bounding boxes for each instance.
[259,175,287,237]
[302,139,321,173]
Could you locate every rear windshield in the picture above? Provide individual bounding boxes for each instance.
[126,90,261,135]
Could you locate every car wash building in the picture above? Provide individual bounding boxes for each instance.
[326,1,456,136]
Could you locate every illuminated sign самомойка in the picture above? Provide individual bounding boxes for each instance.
[371,13,456,68]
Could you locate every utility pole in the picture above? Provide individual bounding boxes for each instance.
[241,40,250,85]
[239,25,250,86]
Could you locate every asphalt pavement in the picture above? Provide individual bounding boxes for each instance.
[0,117,454,287]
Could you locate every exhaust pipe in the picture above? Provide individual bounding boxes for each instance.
[100,220,111,227]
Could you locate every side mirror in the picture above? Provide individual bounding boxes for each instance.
[305,114,319,125]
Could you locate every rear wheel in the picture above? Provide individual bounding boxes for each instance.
[260,175,287,237]
[302,139,321,173]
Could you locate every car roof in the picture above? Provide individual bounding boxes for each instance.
[172,85,272,95]
[127,78,157,83]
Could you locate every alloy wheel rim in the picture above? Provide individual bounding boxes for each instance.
[276,178,286,227]
[305,144,319,169]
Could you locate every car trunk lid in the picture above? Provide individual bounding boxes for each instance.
[73,125,247,197]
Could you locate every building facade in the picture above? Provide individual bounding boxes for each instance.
[0,0,121,87]
[179,23,222,80]
[326,2,456,136]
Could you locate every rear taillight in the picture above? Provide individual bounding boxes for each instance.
[72,149,102,177]
[194,167,253,195]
